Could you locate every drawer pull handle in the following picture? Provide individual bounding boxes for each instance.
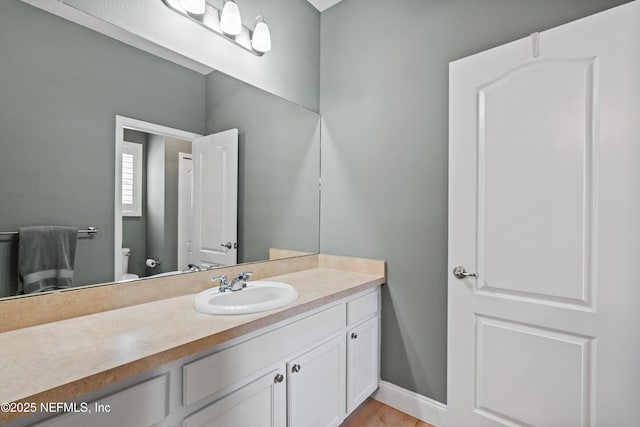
[351,332,358,339]
[274,373,284,383]
[292,364,301,373]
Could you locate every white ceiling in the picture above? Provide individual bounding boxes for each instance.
[306,0,344,12]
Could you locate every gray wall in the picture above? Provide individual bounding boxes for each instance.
[0,0,205,295]
[59,0,321,111]
[319,0,630,403]
[206,71,321,264]
[122,134,191,277]
[145,135,166,276]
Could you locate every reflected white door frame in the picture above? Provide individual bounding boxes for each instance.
[114,116,202,281]
[177,153,193,270]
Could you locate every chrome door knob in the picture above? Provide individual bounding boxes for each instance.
[292,364,301,373]
[351,332,358,340]
[274,373,284,383]
[220,242,233,250]
[453,266,478,279]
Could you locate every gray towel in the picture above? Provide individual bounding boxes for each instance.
[18,226,78,294]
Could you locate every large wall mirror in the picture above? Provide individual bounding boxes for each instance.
[0,0,320,299]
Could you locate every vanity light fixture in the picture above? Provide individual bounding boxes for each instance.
[220,0,242,36]
[180,0,205,15]
[163,0,272,56]
[251,15,271,53]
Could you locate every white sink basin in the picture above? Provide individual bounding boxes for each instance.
[194,281,300,315]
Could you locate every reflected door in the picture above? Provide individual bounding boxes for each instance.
[192,129,238,267]
[448,2,640,426]
[178,153,193,270]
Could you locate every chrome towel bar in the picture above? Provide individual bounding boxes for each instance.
[0,226,98,236]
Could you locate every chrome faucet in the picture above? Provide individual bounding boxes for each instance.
[188,264,202,272]
[211,272,253,293]
[210,274,229,291]
[230,272,253,291]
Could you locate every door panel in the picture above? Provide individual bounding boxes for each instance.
[477,59,596,308]
[192,129,238,267]
[474,316,592,427]
[448,2,640,426]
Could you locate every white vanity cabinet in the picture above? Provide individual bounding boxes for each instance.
[182,334,348,427]
[18,286,380,427]
[181,287,379,427]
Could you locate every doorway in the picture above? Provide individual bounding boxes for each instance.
[114,116,239,281]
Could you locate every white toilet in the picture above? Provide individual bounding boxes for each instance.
[121,247,139,281]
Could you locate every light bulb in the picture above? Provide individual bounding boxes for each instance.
[251,15,271,53]
[181,0,205,15]
[220,0,242,36]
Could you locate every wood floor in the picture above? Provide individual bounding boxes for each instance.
[340,399,434,427]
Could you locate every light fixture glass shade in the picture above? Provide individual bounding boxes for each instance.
[251,16,271,53]
[181,0,205,15]
[220,0,242,36]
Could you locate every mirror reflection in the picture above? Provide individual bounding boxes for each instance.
[118,128,205,282]
[0,0,320,298]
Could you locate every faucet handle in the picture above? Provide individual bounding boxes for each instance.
[237,272,253,280]
[227,272,253,291]
[188,263,202,272]
[211,274,228,286]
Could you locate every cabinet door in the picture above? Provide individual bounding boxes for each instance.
[182,369,286,427]
[37,376,168,427]
[287,335,346,427]
[347,316,379,414]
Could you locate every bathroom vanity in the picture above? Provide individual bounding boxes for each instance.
[0,255,384,427]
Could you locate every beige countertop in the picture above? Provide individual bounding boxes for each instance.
[0,259,384,424]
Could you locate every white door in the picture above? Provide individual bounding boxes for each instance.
[192,129,238,267]
[448,2,640,426]
[177,152,193,270]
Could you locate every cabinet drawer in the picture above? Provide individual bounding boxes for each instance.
[37,375,168,427]
[347,289,379,326]
[183,303,346,406]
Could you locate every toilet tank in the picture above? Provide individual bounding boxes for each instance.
[121,247,131,274]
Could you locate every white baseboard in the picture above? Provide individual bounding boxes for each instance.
[373,381,448,427]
